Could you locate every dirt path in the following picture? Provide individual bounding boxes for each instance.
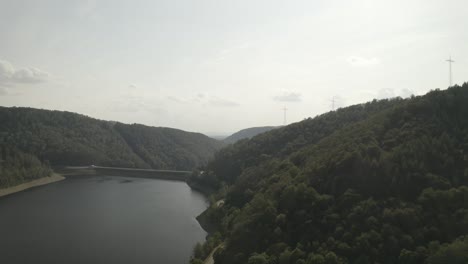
[0,173,65,197]
[204,244,224,264]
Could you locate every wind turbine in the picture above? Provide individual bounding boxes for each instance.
[446,56,455,86]
[282,106,288,125]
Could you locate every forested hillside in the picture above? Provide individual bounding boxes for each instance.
[223,126,279,144]
[114,123,223,170]
[190,84,468,264]
[0,107,222,173]
[0,146,52,188]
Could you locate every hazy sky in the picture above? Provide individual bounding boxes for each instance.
[0,0,467,135]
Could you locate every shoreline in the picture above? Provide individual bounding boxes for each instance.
[0,173,65,198]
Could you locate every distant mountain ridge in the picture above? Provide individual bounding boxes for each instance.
[223,126,279,144]
[0,107,223,186]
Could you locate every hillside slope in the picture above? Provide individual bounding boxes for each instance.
[0,146,52,188]
[190,84,468,264]
[223,126,279,144]
[0,107,223,173]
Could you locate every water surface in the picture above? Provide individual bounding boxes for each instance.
[0,176,208,264]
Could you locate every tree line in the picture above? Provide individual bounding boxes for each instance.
[0,146,52,188]
[0,107,222,187]
[190,84,468,264]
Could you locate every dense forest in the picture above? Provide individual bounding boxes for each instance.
[0,107,223,187]
[224,126,279,144]
[189,84,468,264]
[0,146,52,188]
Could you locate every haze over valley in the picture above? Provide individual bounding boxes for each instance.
[1,1,468,264]
[1,0,467,135]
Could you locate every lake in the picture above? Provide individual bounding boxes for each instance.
[0,175,208,264]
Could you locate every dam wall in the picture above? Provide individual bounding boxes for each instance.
[55,166,192,182]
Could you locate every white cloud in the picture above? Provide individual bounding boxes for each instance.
[377,88,395,99]
[273,91,302,102]
[0,86,22,96]
[109,95,164,113]
[0,87,9,96]
[167,96,188,104]
[399,88,414,98]
[347,56,380,67]
[12,68,49,83]
[207,97,240,107]
[376,88,414,99]
[202,42,252,66]
[75,0,98,17]
[0,59,50,87]
[167,93,239,107]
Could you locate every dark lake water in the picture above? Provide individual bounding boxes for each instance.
[0,176,208,264]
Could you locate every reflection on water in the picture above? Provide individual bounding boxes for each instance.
[0,176,208,264]
[119,179,133,184]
